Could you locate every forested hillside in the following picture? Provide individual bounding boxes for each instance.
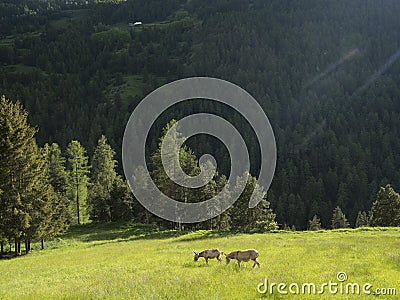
[1,0,400,229]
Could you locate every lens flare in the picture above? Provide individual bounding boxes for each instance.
[306,48,359,89]
[353,48,400,96]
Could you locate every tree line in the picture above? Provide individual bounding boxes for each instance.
[2,95,400,256]
[0,96,279,256]
[308,183,400,231]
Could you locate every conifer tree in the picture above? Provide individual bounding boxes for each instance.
[150,120,200,229]
[355,211,369,227]
[130,165,152,224]
[309,215,322,230]
[369,184,400,226]
[88,135,117,222]
[331,206,350,229]
[0,95,65,254]
[41,144,69,247]
[66,140,90,225]
[109,176,134,222]
[210,175,231,231]
[230,173,277,232]
[44,143,67,195]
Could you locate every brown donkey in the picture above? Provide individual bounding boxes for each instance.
[193,249,223,264]
[225,249,260,268]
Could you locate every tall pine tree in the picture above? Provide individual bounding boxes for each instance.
[88,135,117,222]
[150,120,200,229]
[44,143,67,195]
[0,96,66,254]
[66,140,90,225]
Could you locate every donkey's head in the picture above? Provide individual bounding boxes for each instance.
[193,251,200,262]
[224,252,233,264]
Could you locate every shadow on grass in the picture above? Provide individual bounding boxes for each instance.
[171,230,236,242]
[63,222,186,243]
[63,222,238,246]
[0,253,24,260]
[59,224,400,249]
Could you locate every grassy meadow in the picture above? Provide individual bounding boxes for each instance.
[0,224,399,299]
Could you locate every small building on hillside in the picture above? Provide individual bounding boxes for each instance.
[129,21,143,26]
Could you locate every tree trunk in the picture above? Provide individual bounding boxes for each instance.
[0,241,3,258]
[25,239,31,253]
[15,238,21,255]
[41,239,44,250]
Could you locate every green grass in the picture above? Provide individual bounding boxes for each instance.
[106,74,144,107]
[119,75,144,100]
[0,225,399,299]
[49,9,90,29]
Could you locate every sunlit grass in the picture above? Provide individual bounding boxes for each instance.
[0,225,399,299]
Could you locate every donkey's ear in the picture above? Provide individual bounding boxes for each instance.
[193,251,197,254]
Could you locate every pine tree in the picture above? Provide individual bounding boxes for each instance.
[43,143,67,195]
[43,143,70,230]
[88,135,117,222]
[24,184,68,251]
[0,96,35,253]
[41,144,69,247]
[309,215,322,230]
[331,206,350,229]
[194,159,219,230]
[0,96,65,254]
[131,165,154,224]
[210,175,231,231]
[151,120,200,197]
[230,173,277,232]
[109,176,134,222]
[66,140,90,225]
[150,120,200,229]
[369,184,400,227]
[355,211,369,227]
